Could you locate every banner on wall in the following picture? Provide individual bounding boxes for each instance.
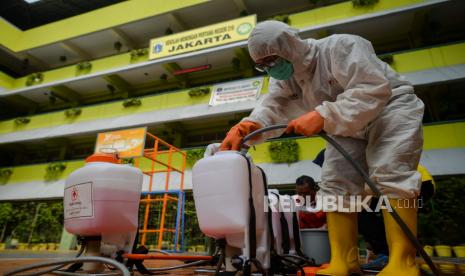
[209,77,264,106]
[149,15,256,60]
[94,127,147,158]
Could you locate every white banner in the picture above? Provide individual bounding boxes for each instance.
[209,77,263,106]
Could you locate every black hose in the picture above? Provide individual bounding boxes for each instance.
[4,256,130,276]
[277,255,306,276]
[242,125,441,276]
[282,254,315,266]
[12,240,87,276]
[146,260,211,272]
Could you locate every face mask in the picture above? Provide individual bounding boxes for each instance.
[266,58,294,80]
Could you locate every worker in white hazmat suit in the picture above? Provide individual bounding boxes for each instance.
[220,21,424,275]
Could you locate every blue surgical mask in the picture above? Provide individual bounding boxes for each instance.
[266,58,294,80]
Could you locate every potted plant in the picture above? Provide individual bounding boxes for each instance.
[188,87,210,97]
[0,168,13,185]
[130,48,149,62]
[122,98,142,108]
[76,61,92,73]
[25,72,44,86]
[64,108,82,118]
[268,139,300,164]
[14,117,31,125]
[45,162,67,181]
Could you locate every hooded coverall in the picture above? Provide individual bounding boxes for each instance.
[244,21,424,201]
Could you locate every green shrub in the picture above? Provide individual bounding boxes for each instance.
[186,148,206,167]
[418,176,465,245]
[268,139,300,163]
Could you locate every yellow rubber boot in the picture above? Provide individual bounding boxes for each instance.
[378,198,420,276]
[317,212,361,276]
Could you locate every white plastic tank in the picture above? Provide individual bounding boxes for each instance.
[193,151,269,267]
[64,153,143,236]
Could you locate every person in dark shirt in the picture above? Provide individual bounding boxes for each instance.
[296,175,326,229]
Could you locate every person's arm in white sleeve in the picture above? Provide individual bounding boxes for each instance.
[315,35,392,137]
[243,78,295,141]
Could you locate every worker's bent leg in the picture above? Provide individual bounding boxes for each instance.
[379,199,419,276]
[366,93,424,198]
[366,93,424,275]
[317,137,366,276]
[318,136,367,206]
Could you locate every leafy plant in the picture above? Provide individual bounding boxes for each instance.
[0,168,13,185]
[188,87,210,97]
[418,177,465,245]
[272,14,291,24]
[123,98,142,108]
[186,148,206,167]
[130,48,149,61]
[14,117,31,125]
[76,61,92,72]
[45,162,67,182]
[352,0,379,7]
[64,108,82,118]
[268,139,300,163]
[25,72,44,86]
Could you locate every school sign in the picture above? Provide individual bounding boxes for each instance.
[149,15,256,60]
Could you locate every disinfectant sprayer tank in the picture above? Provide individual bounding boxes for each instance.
[64,153,143,236]
[192,151,270,269]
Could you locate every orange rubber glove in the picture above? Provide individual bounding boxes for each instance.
[220,121,262,151]
[285,111,324,136]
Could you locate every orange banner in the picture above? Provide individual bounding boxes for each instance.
[95,127,147,158]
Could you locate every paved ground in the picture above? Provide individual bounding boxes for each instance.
[0,249,218,276]
[0,251,460,275]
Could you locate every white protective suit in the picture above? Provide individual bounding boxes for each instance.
[244,21,424,199]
